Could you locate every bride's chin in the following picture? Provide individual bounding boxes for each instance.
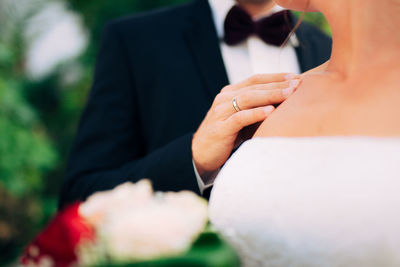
[275,0,318,12]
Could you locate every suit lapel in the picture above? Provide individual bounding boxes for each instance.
[183,0,229,102]
[289,15,312,73]
[291,14,330,73]
[294,26,317,73]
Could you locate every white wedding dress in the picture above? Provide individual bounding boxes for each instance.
[209,137,400,267]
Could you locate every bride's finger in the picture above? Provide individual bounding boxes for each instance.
[234,88,295,110]
[215,79,300,108]
[223,105,275,133]
[237,79,300,93]
[223,73,300,92]
[214,80,300,118]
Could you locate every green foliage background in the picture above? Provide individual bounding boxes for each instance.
[0,0,329,264]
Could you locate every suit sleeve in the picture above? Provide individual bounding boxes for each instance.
[59,23,200,209]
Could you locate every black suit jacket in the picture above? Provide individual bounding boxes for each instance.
[59,0,331,208]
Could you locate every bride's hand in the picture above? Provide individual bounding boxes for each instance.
[192,73,301,177]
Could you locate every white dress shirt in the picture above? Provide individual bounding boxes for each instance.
[194,0,301,194]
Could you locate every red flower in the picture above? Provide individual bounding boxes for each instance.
[20,202,95,267]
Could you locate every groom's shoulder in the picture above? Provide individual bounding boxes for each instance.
[104,0,196,37]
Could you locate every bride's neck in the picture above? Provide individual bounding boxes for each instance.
[324,0,400,78]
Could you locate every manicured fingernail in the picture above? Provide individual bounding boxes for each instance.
[282,86,295,97]
[289,79,300,88]
[264,105,274,115]
[285,73,298,80]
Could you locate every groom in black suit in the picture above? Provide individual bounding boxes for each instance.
[59,0,331,208]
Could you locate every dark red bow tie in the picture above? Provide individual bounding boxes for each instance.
[224,6,292,46]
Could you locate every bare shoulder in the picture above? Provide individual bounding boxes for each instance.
[253,71,400,138]
[254,75,336,137]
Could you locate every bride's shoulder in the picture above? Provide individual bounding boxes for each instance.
[254,71,400,138]
[253,75,336,137]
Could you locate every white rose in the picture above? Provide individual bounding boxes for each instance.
[78,180,208,262]
[79,180,153,225]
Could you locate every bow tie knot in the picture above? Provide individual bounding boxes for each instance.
[224,6,293,47]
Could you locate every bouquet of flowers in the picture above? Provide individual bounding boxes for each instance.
[19,180,239,267]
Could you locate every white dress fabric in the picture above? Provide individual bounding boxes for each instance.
[209,137,400,267]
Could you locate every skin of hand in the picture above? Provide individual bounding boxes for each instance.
[192,73,301,176]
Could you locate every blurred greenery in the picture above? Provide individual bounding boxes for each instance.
[0,0,330,264]
[298,11,331,35]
